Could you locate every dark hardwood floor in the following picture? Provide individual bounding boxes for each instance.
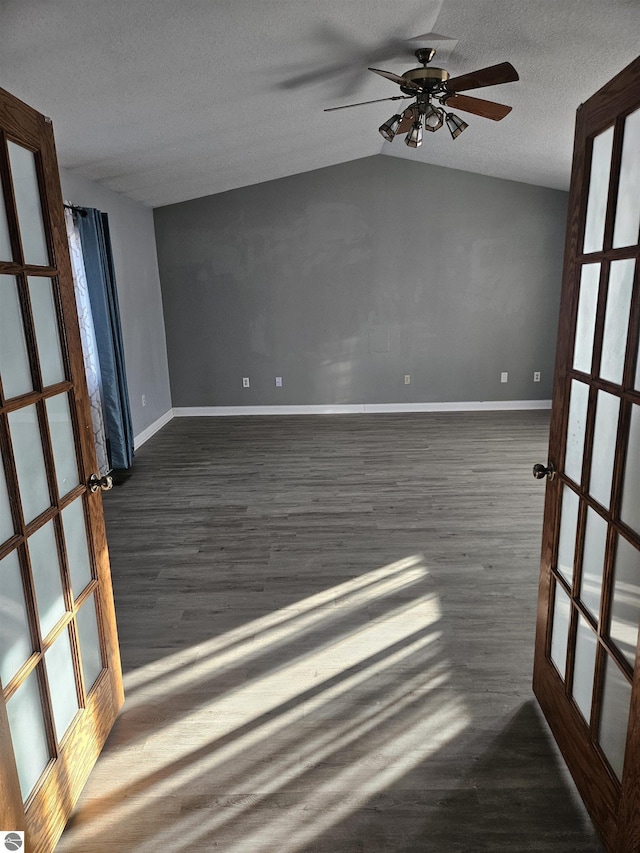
[57,412,604,852]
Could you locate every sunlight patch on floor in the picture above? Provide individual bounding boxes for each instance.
[60,556,469,852]
[124,555,426,699]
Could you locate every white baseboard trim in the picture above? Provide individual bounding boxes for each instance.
[173,400,552,417]
[134,409,174,449]
[173,405,363,416]
[364,400,552,413]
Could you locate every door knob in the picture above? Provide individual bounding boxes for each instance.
[533,462,556,481]
[88,473,113,493]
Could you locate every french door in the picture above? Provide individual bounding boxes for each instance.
[0,89,123,851]
[533,56,640,851]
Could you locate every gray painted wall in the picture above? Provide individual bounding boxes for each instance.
[60,169,172,435]
[154,156,568,407]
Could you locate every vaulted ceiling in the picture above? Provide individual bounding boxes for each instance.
[1,0,638,208]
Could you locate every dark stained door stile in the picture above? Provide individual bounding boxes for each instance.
[0,88,123,853]
[533,56,640,852]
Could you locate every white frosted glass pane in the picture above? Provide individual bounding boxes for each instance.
[600,260,635,384]
[572,616,597,723]
[0,175,12,261]
[6,668,50,800]
[8,404,50,523]
[45,628,79,741]
[7,141,49,267]
[564,380,590,484]
[28,277,65,386]
[589,391,620,509]
[636,335,640,391]
[584,126,614,254]
[557,487,580,584]
[62,499,92,596]
[0,551,32,685]
[0,453,14,544]
[620,404,640,535]
[28,520,66,639]
[573,264,600,373]
[610,536,640,667]
[76,594,103,691]
[613,107,640,249]
[550,583,571,679]
[46,394,79,497]
[0,275,33,398]
[580,508,608,620]
[599,655,631,780]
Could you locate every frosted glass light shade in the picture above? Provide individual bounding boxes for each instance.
[405,121,423,148]
[379,114,402,142]
[445,112,468,139]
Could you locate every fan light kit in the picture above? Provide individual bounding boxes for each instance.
[325,47,519,148]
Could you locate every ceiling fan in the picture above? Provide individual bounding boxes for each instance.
[324,48,519,147]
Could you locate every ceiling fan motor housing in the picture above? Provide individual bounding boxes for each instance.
[400,66,449,95]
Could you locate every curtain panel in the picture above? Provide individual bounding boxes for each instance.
[76,209,135,470]
[64,208,109,475]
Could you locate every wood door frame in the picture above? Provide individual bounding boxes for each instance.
[533,56,640,851]
[0,88,123,852]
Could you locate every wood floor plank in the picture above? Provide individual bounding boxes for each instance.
[56,412,604,852]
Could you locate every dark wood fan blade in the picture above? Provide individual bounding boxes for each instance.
[324,95,413,112]
[441,93,512,121]
[368,68,421,91]
[445,62,519,94]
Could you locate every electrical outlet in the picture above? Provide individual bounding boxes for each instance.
[404,374,411,385]
[141,394,146,407]
[500,372,508,383]
[242,377,250,388]
[275,376,282,387]
[533,371,541,382]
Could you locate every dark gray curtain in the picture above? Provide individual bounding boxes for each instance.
[76,208,134,470]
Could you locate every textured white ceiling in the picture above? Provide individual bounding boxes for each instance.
[1,0,638,208]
